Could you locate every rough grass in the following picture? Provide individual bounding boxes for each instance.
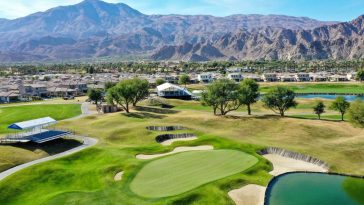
[130,150,258,198]
[0,104,81,134]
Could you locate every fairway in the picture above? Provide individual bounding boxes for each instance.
[130,149,258,198]
[0,104,81,134]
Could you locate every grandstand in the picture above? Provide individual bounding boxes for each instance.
[1,117,72,144]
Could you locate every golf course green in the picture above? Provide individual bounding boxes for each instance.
[130,149,258,198]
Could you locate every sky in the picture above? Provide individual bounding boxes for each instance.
[0,0,363,22]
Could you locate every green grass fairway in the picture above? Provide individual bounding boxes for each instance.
[260,83,364,94]
[0,104,81,134]
[130,150,258,198]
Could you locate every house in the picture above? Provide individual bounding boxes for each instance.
[295,73,311,82]
[244,74,262,82]
[23,84,48,97]
[310,74,328,82]
[227,73,243,82]
[157,83,192,100]
[0,91,20,103]
[329,75,348,82]
[164,75,178,84]
[197,73,213,83]
[279,74,295,82]
[262,73,278,82]
[347,72,357,81]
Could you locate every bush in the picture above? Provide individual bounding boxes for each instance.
[348,99,364,127]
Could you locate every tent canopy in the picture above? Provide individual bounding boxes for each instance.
[8,117,57,130]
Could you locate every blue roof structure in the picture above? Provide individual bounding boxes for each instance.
[8,117,57,130]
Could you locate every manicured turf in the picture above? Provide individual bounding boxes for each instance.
[0,104,81,134]
[260,83,364,94]
[130,150,258,198]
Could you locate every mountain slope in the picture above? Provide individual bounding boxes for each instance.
[152,16,364,61]
[0,0,342,62]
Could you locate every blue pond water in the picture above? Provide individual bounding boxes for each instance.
[266,173,364,205]
[297,94,364,101]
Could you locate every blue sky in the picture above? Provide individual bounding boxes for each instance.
[0,0,363,22]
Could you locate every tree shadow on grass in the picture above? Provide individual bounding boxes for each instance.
[122,112,166,119]
[1,138,82,155]
[223,114,282,120]
[134,106,179,114]
[287,115,343,122]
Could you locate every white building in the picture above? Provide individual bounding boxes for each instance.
[347,72,357,81]
[156,83,192,100]
[294,73,311,82]
[262,73,278,82]
[227,73,243,82]
[197,73,213,83]
[279,74,295,82]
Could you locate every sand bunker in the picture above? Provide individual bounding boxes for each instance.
[263,154,328,176]
[114,171,124,181]
[136,145,213,160]
[161,137,198,146]
[228,185,265,205]
[228,153,328,205]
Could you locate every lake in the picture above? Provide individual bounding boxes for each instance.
[266,172,364,205]
[296,94,364,101]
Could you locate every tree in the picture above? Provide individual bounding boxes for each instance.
[348,99,364,127]
[178,74,190,88]
[104,82,117,90]
[313,101,325,119]
[87,88,104,112]
[130,78,150,106]
[156,78,165,86]
[262,86,297,117]
[201,79,243,116]
[356,70,364,82]
[240,79,260,115]
[330,96,350,121]
[106,78,149,113]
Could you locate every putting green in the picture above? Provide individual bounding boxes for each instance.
[130,149,258,198]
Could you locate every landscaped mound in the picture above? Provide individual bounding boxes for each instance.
[130,150,258,198]
[146,125,187,131]
[155,133,196,143]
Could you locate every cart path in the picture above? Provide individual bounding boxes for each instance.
[0,135,98,181]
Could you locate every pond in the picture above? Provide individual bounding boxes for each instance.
[266,172,364,205]
[296,94,364,101]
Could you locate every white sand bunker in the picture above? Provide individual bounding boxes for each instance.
[114,171,124,181]
[263,154,328,176]
[228,153,328,205]
[161,137,198,146]
[136,145,213,160]
[228,184,265,205]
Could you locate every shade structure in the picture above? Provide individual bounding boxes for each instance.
[7,117,57,130]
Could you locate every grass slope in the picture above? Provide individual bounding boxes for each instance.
[130,150,258,198]
[0,104,81,134]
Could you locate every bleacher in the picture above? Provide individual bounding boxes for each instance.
[2,117,73,144]
[28,130,72,143]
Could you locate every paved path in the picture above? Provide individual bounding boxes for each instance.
[0,135,98,181]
